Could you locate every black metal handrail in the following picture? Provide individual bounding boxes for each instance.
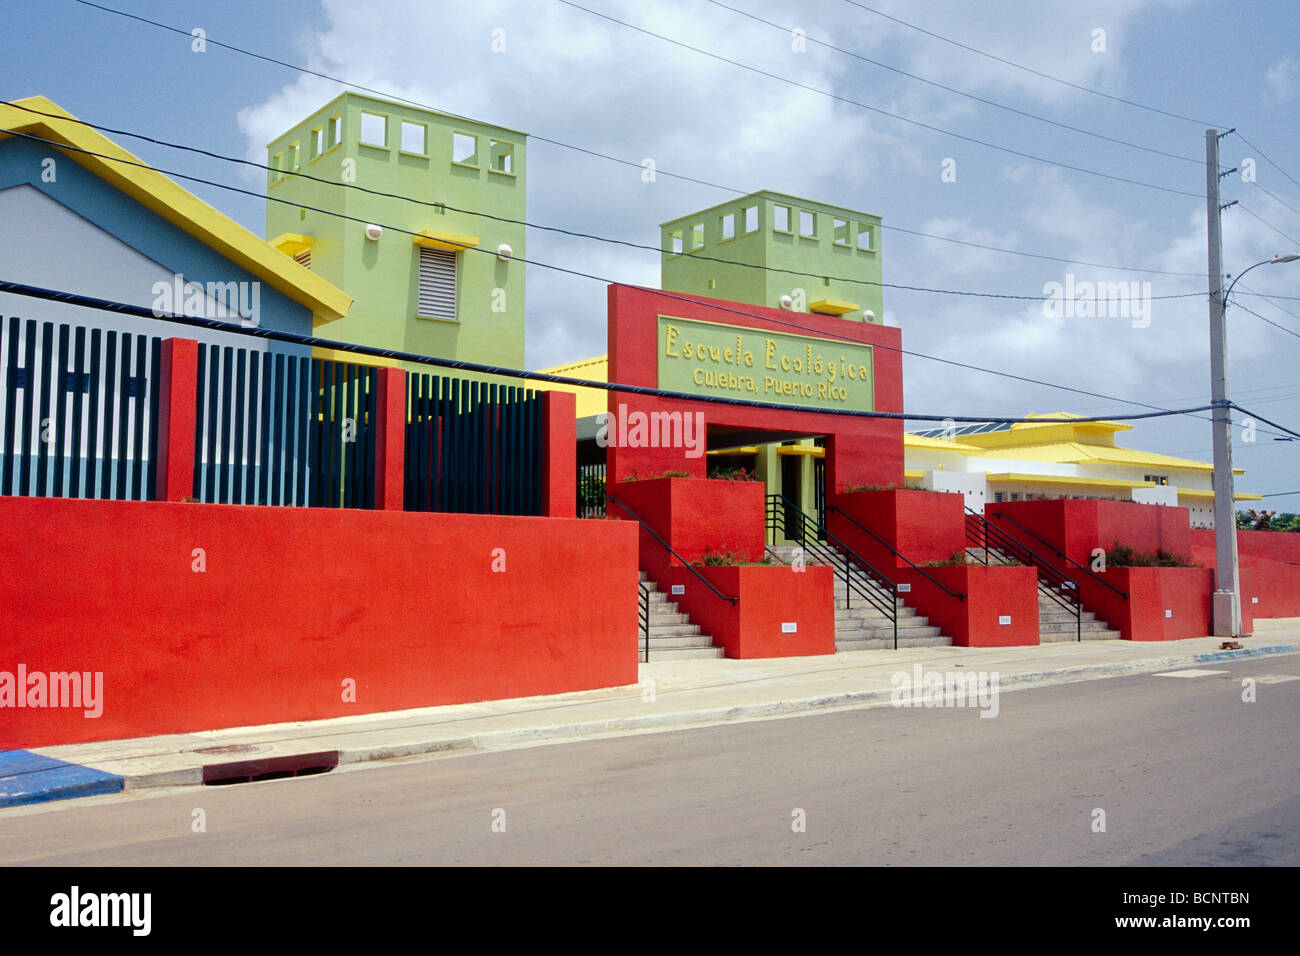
[989,510,1130,600]
[825,504,967,602]
[766,494,899,648]
[606,495,739,606]
[638,580,651,663]
[966,508,1081,641]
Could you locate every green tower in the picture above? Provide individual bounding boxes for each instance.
[265,92,526,368]
[660,190,883,324]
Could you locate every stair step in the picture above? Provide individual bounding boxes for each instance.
[647,647,727,660]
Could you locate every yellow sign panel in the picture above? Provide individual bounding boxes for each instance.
[656,315,874,410]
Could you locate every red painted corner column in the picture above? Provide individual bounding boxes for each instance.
[374,367,406,510]
[542,390,576,517]
[152,337,198,501]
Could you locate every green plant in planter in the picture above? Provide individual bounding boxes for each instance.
[619,469,692,482]
[1105,543,1197,567]
[922,551,968,567]
[708,465,759,481]
[841,481,901,493]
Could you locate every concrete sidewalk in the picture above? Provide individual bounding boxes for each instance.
[5,620,1298,808]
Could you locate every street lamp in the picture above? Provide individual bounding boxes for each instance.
[1210,252,1300,637]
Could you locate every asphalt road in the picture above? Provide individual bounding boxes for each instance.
[0,656,1296,866]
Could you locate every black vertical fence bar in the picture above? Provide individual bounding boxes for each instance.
[346,365,358,508]
[86,328,102,499]
[288,355,302,506]
[300,356,313,508]
[437,375,448,511]
[2,317,18,496]
[246,351,260,504]
[34,322,53,496]
[99,331,116,500]
[330,361,343,507]
[258,352,272,506]
[233,348,247,504]
[147,337,161,500]
[204,346,220,502]
[69,326,86,497]
[365,366,376,508]
[216,346,232,504]
[270,354,285,506]
[21,320,38,497]
[193,343,207,500]
[531,394,542,513]
[404,374,417,510]
[129,335,148,501]
[114,332,131,500]
[51,324,69,498]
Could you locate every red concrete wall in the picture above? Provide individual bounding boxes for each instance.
[1076,567,1214,641]
[606,284,904,491]
[0,497,640,749]
[992,499,1196,566]
[609,476,766,566]
[658,564,835,659]
[1192,527,1300,565]
[1240,564,1300,618]
[542,390,577,518]
[893,565,1040,647]
[828,489,966,567]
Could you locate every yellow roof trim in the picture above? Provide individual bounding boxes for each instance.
[904,469,924,479]
[776,445,825,457]
[986,473,1155,489]
[809,298,860,316]
[414,229,479,251]
[270,233,315,257]
[0,97,352,324]
[1177,489,1263,501]
[707,446,759,456]
[310,346,401,368]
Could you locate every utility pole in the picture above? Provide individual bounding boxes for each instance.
[1205,128,1241,638]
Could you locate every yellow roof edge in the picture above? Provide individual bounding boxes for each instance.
[776,446,825,457]
[1178,489,1263,501]
[414,229,479,250]
[986,473,1155,489]
[707,446,759,456]
[1,97,352,323]
[269,233,315,256]
[809,298,860,316]
[904,469,924,479]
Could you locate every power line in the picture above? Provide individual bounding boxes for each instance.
[2,98,1209,289]
[1248,181,1300,222]
[58,5,1207,279]
[1,126,1253,437]
[838,0,1224,128]
[4,124,1212,307]
[0,278,1228,430]
[554,0,1205,199]
[1234,131,1300,192]
[1236,203,1300,249]
[703,0,1201,165]
[1229,300,1300,342]
[1231,404,1300,441]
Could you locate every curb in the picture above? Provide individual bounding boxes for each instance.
[23,643,1300,804]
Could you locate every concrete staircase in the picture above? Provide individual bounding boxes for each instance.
[638,572,724,659]
[766,545,952,652]
[966,546,1121,642]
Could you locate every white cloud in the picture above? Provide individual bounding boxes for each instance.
[1266,57,1298,102]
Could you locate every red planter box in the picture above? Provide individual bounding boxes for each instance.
[893,564,1040,647]
[608,476,766,571]
[657,564,836,659]
[1077,566,1215,641]
[828,488,967,569]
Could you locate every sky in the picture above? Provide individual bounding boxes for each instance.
[5,0,1300,507]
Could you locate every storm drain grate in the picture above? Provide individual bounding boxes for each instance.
[202,750,340,786]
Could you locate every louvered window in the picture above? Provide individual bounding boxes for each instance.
[418,247,458,319]
[293,249,311,270]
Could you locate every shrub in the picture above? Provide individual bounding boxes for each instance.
[1105,543,1197,567]
[708,465,760,481]
[619,470,691,482]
